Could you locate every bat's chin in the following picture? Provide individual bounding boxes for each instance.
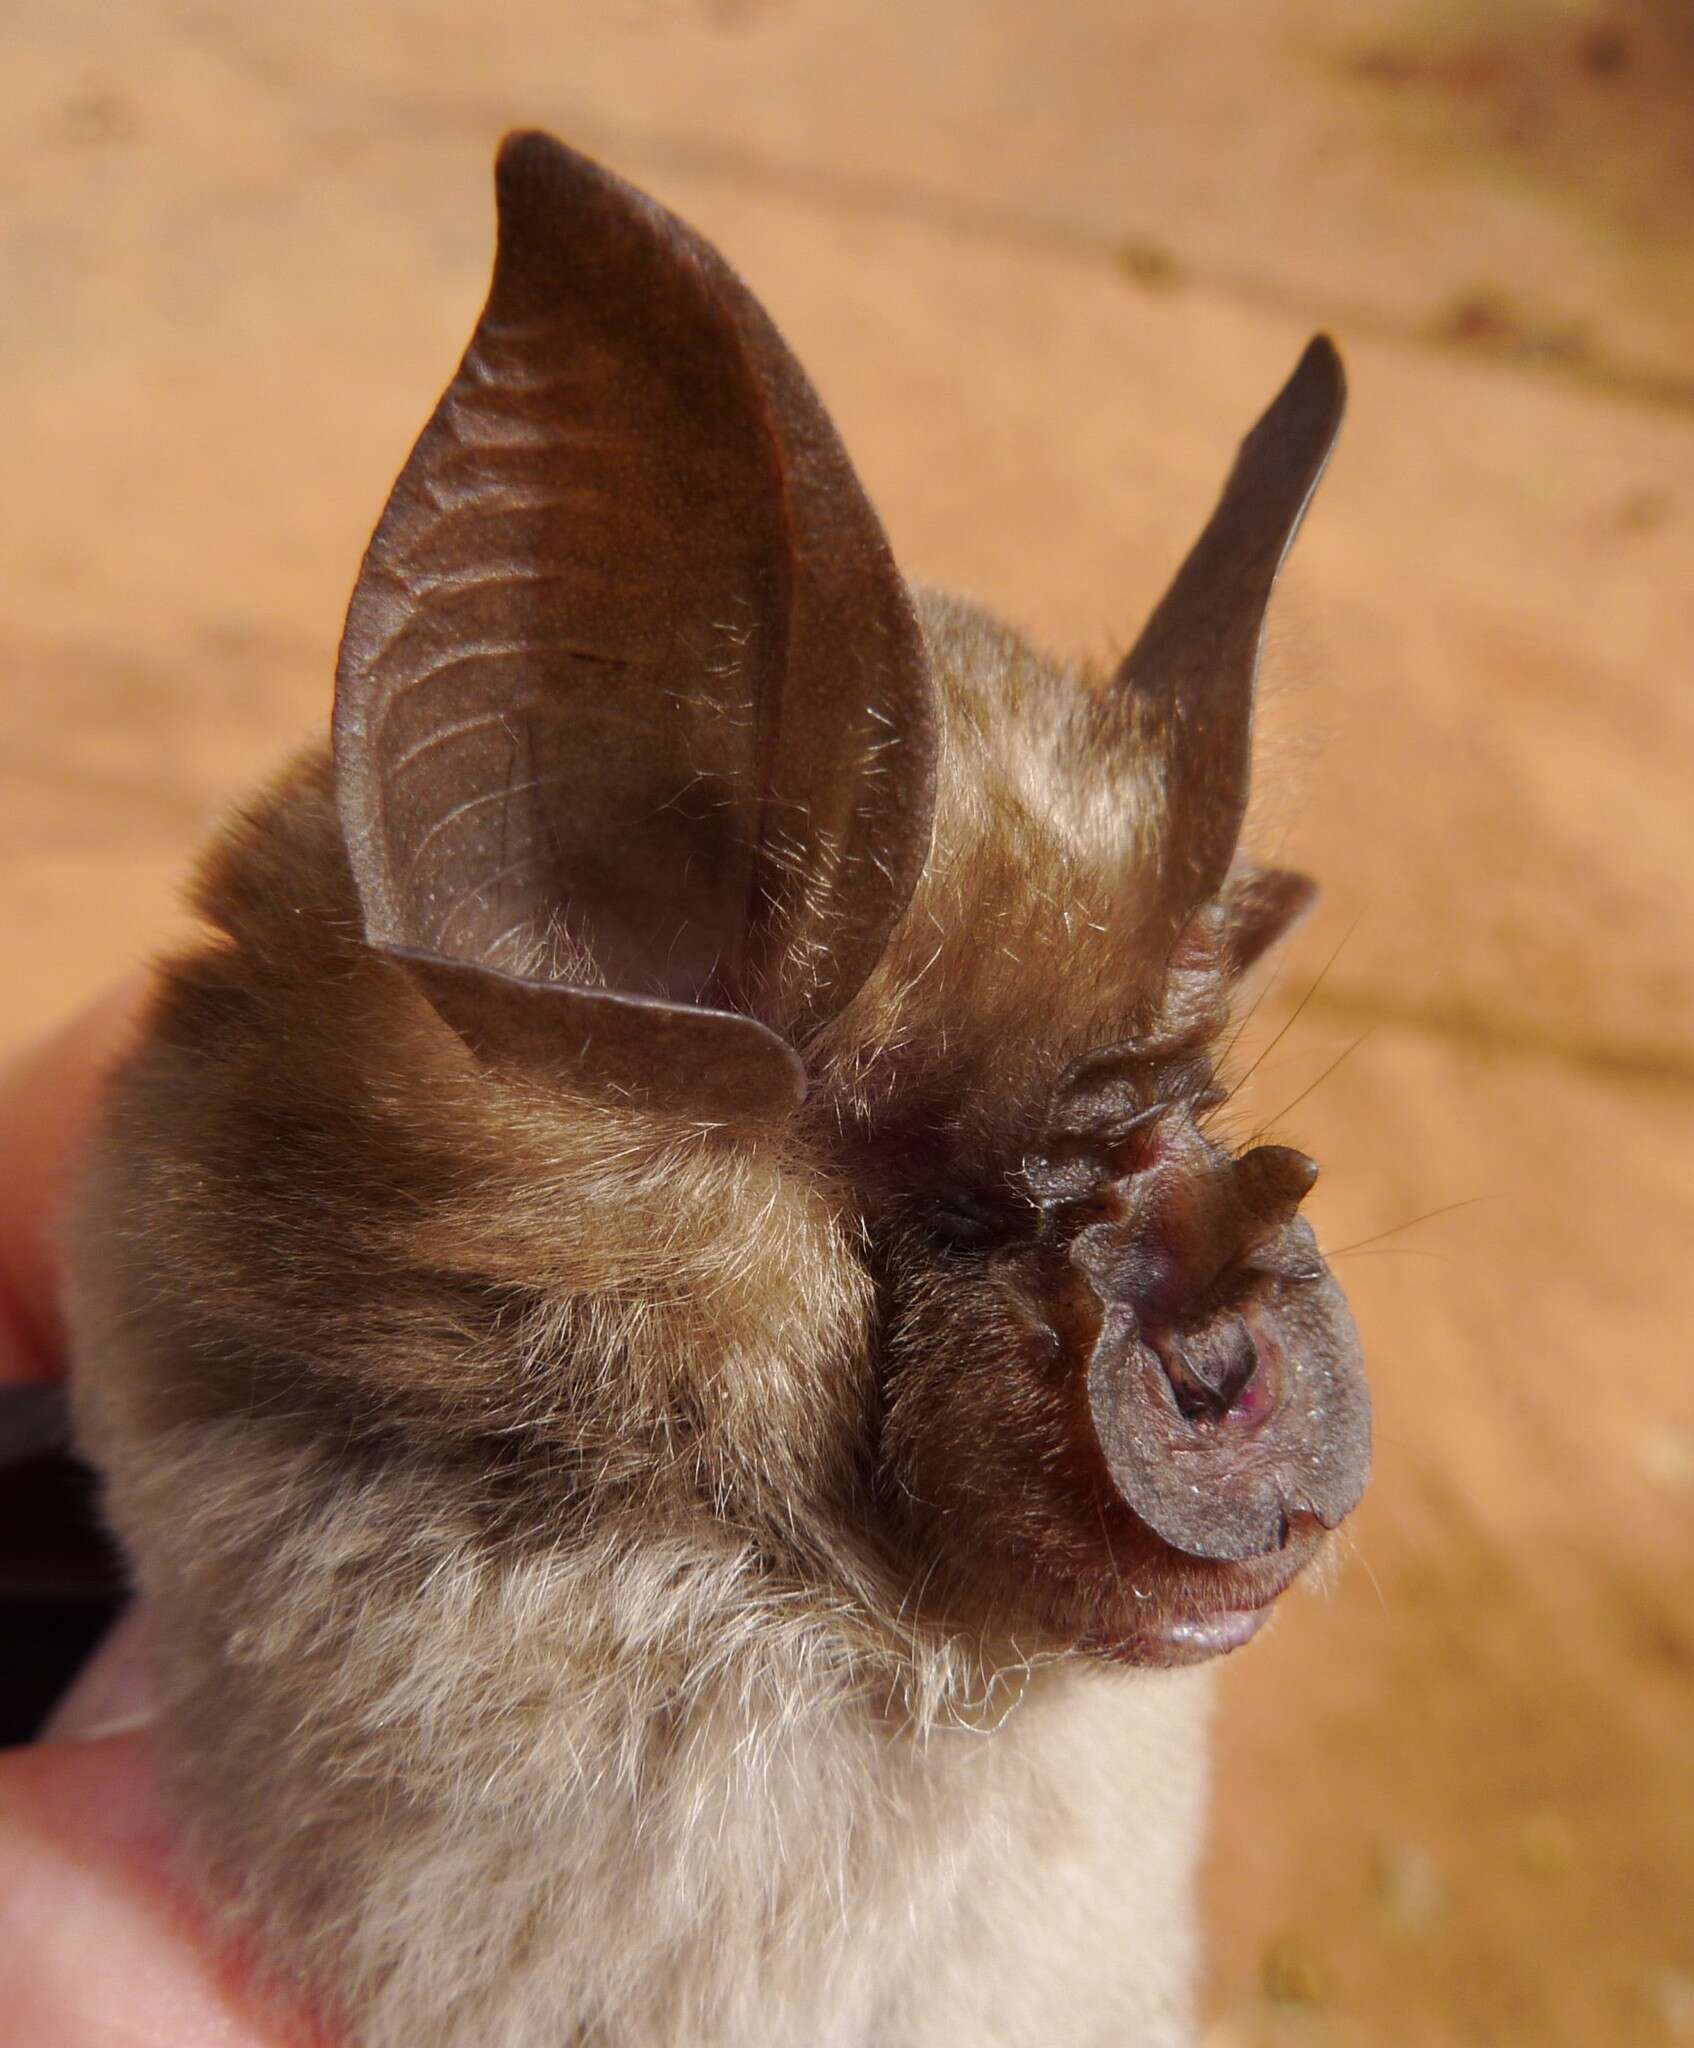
[1079,1513,1325,1668]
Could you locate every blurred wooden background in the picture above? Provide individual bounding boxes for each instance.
[3,2,1691,2041]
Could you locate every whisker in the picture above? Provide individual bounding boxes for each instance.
[1250,1026,1374,1138]
[1349,1539,1391,1618]
[1213,953,1287,1072]
[1215,914,1363,1109]
[1323,1196,1495,1259]
[1324,1245,1453,1265]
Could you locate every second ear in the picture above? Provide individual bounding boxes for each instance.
[1105,337,1345,952]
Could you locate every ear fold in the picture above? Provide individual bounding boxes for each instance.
[333,132,937,1118]
[1106,337,1344,955]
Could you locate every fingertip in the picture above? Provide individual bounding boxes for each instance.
[43,1602,157,1744]
[0,974,156,1385]
[0,1728,300,2046]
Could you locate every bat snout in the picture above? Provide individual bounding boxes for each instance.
[1019,1107,1368,1567]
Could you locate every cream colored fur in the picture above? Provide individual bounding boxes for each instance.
[71,1341,1210,2048]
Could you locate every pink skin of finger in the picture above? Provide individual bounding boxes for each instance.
[0,986,312,2048]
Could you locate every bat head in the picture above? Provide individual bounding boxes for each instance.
[210,132,1367,1670]
[816,584,1366,1663]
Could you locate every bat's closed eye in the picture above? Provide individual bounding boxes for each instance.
[922,1192,1010,1252]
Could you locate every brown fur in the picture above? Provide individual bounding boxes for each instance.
[65,137,1366,2048]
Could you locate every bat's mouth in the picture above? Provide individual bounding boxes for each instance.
[1081,1511,1325,1667]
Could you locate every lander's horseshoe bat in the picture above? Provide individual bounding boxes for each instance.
[61,132,1368,2048]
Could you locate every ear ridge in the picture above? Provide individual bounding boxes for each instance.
[1111,337,1344,948]
[333,131,936,1111]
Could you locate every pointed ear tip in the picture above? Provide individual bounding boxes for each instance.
[492,129,606,223]
[495,127,569,178]
[1296,332,1347,407]
[488,131,630,296]
[1244,335,1344,467]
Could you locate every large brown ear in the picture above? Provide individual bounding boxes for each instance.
[333,132,937,1119]
[1106,338,1344,958]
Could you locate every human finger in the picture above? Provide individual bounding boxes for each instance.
[0,978,154,1386]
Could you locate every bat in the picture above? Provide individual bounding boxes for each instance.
[61,130,1368,2047]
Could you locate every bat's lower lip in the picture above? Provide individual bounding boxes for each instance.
[1092,1601,1277,1669]
[1152,1606,1273,1659]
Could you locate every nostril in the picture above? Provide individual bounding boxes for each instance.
[1156,1312,1259,1419]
